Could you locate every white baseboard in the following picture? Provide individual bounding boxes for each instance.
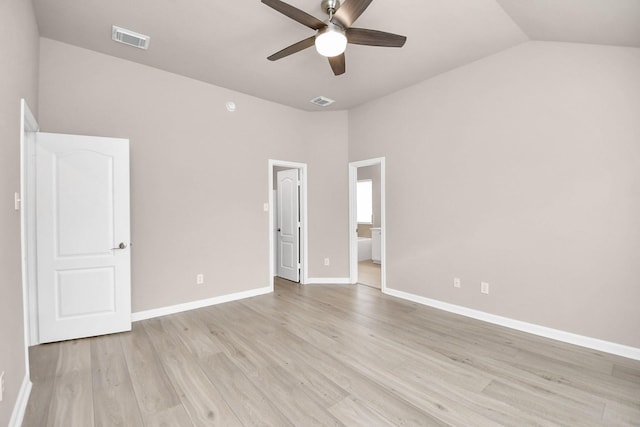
[132,286,272,322]
[305,277,352,285]
[384,287,640,361]
[9,375,32,427]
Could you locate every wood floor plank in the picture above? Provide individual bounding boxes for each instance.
[511,348,640,408]
[28,341,61,383]
[613,363,640,383]
[144,404,195,427]
[164,310,224,359]
[249,365,346,426]
[119,323,182,418]
[482,379,604,426]
[232,311,448,425]
[25,278,640,426]
[329,396,396,426]
[90,333,145,427]
[318,331,541,426]
[194,303,280,378]
[142,317,243,427]
[602,400,640,425]
[233,307,350,408]
[46,339,94,427]
[22,342,60,427]
[439,347,613,420]
[198,352,294,426]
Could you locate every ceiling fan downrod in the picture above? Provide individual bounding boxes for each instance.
[321,0,340,19]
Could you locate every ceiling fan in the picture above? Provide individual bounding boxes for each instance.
[262,0,407,76]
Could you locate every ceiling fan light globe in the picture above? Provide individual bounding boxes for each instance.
[315,27,347,57]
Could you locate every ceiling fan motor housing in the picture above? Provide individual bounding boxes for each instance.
[321,0,340,15]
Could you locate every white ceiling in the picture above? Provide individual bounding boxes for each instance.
[32,0,640,111]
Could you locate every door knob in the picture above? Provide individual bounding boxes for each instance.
[112,242,127,250]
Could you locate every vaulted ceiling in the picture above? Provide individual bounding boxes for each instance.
[32,0,640,111]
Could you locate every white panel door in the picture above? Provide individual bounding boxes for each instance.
[36,132,131,343]
[277,169,300,282]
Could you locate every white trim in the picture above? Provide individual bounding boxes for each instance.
[349,158,386,290]
[305,277,352,285]
[348,166,357,283]
[8,375,32,427]
[132,286,271,322]
[20,99,39,364]
[384,287,640,361]
[268,160,308,287]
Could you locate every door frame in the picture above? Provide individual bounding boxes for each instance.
[349,157,386,291]
[268,160,308,288]
[20,99,39,363]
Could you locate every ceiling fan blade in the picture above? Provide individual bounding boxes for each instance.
[346,27,407,47]
[328,53,346,76]
[262,0,326,30]
[332,0,373,28]
[267,36,316,61]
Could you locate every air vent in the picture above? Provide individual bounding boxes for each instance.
[112,26,150,50]
[310,96,335,107]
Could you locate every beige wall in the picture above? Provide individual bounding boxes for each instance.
[0,0,39,424]
[38,38,349,312]
[307,115,349,277]
[349,41,640,348]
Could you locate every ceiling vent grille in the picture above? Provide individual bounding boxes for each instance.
[112,26,150,50]
[310,96,335,107]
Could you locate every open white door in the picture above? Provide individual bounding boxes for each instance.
[36,132,131,343]
[277,169,300,282]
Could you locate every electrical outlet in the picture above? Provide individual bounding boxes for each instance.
[453,277,461,288]
[324,258,330,266]
[0,371,5,402]
[481,282,489,294]
[196,274,204,285]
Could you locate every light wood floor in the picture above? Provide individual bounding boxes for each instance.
[358,260,381,289]
[23,279,640,426]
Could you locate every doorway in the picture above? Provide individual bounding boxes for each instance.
[268,160,308,288]
[349,158,386,291]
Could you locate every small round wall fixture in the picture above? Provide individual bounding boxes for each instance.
[225,101,237,112]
